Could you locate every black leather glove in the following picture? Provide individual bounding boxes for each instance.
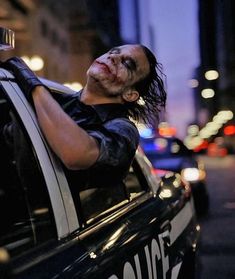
[1,56,45,102]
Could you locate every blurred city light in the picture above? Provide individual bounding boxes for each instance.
[201,88,215,99]
[139,127,154,138]
[188,79,199,88]
[21,55,44,71]
[217,110,233,120]
[21,56,30,65]
[158,122,177,137]
[224,125,235,136]
[185,109,234,150]
[30,56,44,71]
[205,70,219,80]
[187,125,199,136]
[63,82,83,91]
[182,168,200,182]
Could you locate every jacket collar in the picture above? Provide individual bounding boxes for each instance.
[77,90,128,122]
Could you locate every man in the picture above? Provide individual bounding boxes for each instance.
[2,44,167,189]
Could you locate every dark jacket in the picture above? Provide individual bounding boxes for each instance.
[52,91,139,190]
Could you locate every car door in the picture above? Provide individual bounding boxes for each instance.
[69,150,198,279]
[64,156,160,279]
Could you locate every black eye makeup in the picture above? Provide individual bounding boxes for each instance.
[109,47,137,72]
[122,58,137,71]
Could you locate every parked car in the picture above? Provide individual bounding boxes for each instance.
[0,67,200,278]
[140,135,209,216]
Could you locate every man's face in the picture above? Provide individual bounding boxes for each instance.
[87,44,150,97]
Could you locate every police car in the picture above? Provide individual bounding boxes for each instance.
[0,28,199,279]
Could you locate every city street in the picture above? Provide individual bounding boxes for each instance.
[195,155,235,279]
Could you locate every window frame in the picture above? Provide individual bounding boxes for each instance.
[78,153,158,226]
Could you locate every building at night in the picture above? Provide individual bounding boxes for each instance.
[194,0,235,126]
[0,0,121,87]
[187,0,235,151]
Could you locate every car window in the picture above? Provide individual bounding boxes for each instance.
[0,88,56,259]
[79,184,127,222]
[65,158,149,224]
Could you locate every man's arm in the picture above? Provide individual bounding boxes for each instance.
[1,56,100,169]
[32,86,100,170]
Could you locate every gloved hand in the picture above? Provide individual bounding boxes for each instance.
[1,56,46,102]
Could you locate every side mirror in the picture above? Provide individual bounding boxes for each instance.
[0,27,15,51]
[157,172,191,200]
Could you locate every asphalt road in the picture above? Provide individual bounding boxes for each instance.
[195,155,235,279]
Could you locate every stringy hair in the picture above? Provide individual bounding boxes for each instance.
[124,45,167,126]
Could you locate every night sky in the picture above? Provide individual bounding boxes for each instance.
[152,0,199,138]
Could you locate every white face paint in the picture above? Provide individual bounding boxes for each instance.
[86,44,149,98]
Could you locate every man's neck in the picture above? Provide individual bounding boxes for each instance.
[81,86,123,105]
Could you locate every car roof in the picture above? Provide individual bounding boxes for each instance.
[0,67,77,95]
[39,77,77,95]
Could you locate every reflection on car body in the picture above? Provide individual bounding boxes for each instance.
[0,68,199,279]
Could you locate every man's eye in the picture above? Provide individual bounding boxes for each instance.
[122,59,132,70]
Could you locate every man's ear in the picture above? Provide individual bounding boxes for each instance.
[122,89,139,103]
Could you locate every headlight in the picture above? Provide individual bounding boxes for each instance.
[181,168,203,182]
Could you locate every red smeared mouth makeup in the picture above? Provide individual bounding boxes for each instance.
[95,61,111,73]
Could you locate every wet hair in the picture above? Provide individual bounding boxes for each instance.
[124,45,167,126]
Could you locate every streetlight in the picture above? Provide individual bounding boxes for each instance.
[205,70,219,81]
[21,55,44,71]
[201,88,215,99]
[63,82,83,91]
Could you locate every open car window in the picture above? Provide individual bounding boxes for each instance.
[65,158,150,224]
